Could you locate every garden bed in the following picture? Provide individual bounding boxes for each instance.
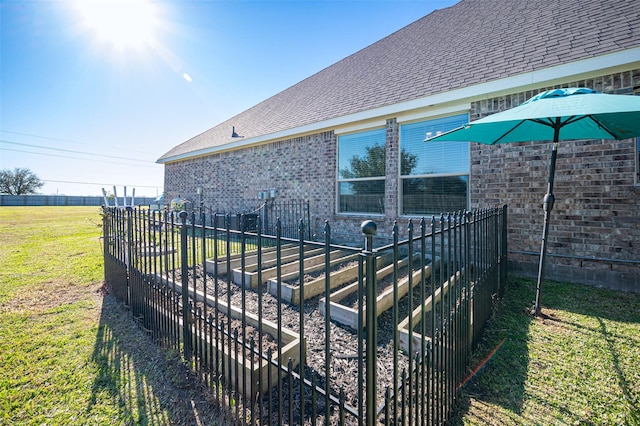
[204,244,295,275]
[155,274,303,400]
[319,253,436,329]
[397,268,466,364]
[157,252,456,419]
[266,251,359,304]
[173,266,416,414]
[233,246,329,289]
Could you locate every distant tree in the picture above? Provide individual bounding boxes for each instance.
[0,168,44,195]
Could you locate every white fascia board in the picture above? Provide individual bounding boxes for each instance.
[333,118,388,135]
[159,47,640,164]
[395,103,471,124]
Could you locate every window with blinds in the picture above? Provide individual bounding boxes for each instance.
[337,128,386,214]
[400,114,470,215]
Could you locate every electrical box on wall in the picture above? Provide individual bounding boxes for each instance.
[258,189,277,200]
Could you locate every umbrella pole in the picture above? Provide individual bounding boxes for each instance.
[534,127,560,316]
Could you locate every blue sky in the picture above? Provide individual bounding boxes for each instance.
[1,0,458,197]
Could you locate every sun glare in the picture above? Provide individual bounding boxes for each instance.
[76,0,159,51]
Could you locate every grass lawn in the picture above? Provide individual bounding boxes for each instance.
[0,207,226,425]
[454,277,640,425]
[0,206,637,425]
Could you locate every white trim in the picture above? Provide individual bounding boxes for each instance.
[159,48,640,164]
[394,48,640,113]
[395,103,471,124]
[334,119,387,135]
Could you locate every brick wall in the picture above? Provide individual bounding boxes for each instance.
[164,131,339,238]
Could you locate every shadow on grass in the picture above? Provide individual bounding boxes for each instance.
[539,279,640,324]
[450,277,534,424]
[540,282,640,424]
[596,317,640,425]
[86,288,227,425]
[451,277,640,424]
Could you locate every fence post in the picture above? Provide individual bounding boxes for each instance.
[102,207,109,282]
[323,221,332,422]
[361,220,377,426]
[298,219,306,423]
[465,211,473,350]
[179,210,191,361]
[501,205,508,296]
[126,207,134,308]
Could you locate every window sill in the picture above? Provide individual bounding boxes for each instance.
[335,212,386,218]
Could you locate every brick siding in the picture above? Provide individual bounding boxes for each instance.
[165,131,338,238]
[165,69,640,291]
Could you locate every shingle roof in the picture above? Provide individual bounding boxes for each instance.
[159,0,640,162]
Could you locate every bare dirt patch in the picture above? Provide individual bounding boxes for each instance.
[0,281,93,315]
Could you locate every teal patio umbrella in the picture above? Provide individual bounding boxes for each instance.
[425,88,640,316]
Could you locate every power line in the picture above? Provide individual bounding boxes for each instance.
[0,139,155,163]
[0,129,161,156]
[43,179,161,189]
[0,147,159,168]
[0,130,81,144]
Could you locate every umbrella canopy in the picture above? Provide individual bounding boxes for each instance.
[425,88,640,316]
[426,88,640,144]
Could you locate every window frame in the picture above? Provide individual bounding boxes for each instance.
[398,114,471,217]
[336,127,387,215]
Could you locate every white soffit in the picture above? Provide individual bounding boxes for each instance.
[388,47,640,116]
[334,118,387,135]
[395,103,471,124]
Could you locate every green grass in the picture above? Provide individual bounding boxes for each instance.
[0,207,226,425]
[0,207,104,304]
[455,277,640,425]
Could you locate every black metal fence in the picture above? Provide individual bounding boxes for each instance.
[103,205,507,425]
[204,199,311,240]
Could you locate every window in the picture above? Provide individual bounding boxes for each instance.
[400,114,470,215]
[337,128,386,214]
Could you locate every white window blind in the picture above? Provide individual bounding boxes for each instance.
[400,114,470,215]
[401,114,469,176]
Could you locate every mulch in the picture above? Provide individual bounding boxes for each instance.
[171,258,442,423]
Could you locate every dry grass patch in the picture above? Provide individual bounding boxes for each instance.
[0,280,93,315]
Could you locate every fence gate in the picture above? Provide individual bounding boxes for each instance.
[208,199,311,240]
